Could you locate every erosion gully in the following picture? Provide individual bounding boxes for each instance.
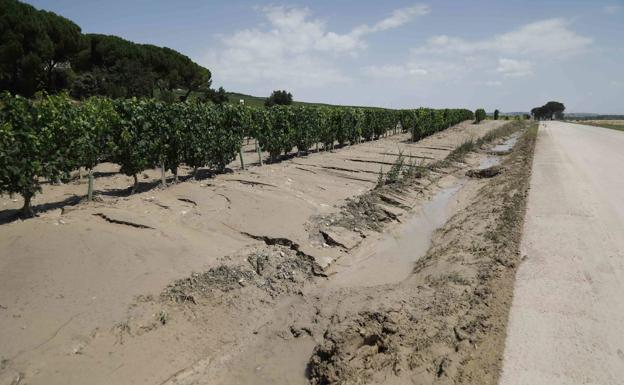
[200,131,523,385]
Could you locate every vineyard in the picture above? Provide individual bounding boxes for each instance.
[0,91,473,216]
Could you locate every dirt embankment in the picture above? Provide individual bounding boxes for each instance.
[308,123,537,385]
[0,120,527,385]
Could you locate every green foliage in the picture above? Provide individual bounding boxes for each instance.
[263,105,293,160]
[474,108,486,123]
[0,91,474,215]
[72,34,211,101]
[0,0,212,100]
[181,101,214,175]
[531,101,565,120]
[73,97,117,170]
[0,92,40,215]
[0,92,80,215]
[109,98,154,187]
[264,90,293,107]
[291,106,319,153]
[212,104,244,171]
[205,86,229,105]
[385,152,405,185]
[494,109,500,120]
[0,0,84,96]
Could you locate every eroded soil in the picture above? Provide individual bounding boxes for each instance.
[0,120,534,385]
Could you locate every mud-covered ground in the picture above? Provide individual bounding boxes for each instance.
[308,123,537,385]
[0,120,535,385]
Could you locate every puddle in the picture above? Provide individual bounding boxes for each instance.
[478,132,520,170]
[479,156,500,169]
[213,337,315,385]
[490,132,520,153]
[329,181,465,288]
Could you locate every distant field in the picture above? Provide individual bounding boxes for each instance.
[225,92,388,109]
[226,92,340,108]
[574,120,624,132]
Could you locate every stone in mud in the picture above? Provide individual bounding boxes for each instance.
[466,165,503,179]
[320,227,363,250]
[290,324,313,337]
[376,203,405,221]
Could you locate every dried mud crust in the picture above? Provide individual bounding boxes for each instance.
[308,123,538,385]
[161,244,323,303]
[110,244,325,344]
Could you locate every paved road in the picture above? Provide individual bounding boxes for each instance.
[500,121,624,384]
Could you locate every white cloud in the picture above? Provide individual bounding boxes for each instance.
[365,5,431,32]
[496,58,534,77]
[360,18,591,92]
[362,64,428,79]
[204,4,430,88]
[413,18,592,57]
[603,4,621,14]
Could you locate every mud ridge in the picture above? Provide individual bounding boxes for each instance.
[161,244,323,304]
[240,232,327,276]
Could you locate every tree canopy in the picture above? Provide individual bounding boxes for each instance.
[205,86,229,105]
[0,0,212,100]
[531,101,565,120]
[0,0,84,96]
[474,108,486,123]
[265,90,293,107]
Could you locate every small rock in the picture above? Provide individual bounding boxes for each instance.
[466,166,503,179]
[382,322,398,334]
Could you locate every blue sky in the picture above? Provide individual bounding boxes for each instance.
[28,0,624,113]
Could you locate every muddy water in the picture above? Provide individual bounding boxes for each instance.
[491,132,520,153]
[329,181,466,288]
[479,156,501,169]
[479,133,521,170]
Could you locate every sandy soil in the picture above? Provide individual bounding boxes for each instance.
[0,120,526,385]
[500,121,624,385]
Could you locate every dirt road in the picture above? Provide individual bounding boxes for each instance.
[500,121,624,384]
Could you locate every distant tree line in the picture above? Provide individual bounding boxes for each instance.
[265,90,293,107]
[531,101,565,120]
[0,0,213,101]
